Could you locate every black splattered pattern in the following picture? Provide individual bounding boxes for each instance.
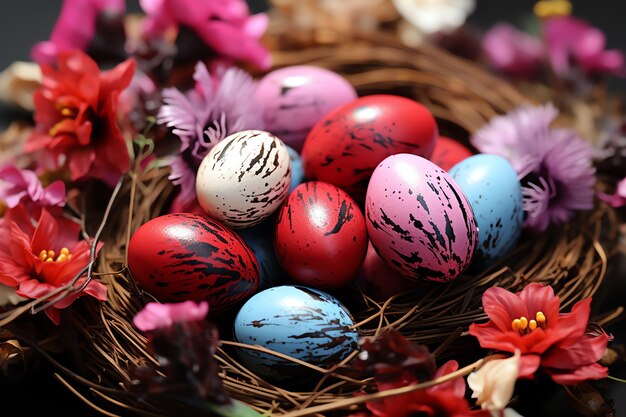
[196,130,291,229]
[128,213,259,313]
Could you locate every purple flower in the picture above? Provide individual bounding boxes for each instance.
[0,165,66,218]
[544,16,624,77]
[598,177,626,208]
[471,103,596,232]
[482,23,544,79]
[158,62,263,213]
[139,0,270,70]
[31,0,126,65]
[133,301,209,332]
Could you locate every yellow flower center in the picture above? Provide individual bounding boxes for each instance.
[534,0,572,18]
[38,247,72,263]
[511,311,547,335]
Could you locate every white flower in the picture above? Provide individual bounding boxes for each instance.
[468,350,520,411]
[0,283,25,307]
[392,0,476,35]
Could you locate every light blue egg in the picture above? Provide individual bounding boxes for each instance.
[449,154,523,267]
[236,221,285,290]
[233,285,359,381]
[287,146,305,193]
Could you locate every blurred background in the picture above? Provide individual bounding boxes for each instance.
[1,1,625,416]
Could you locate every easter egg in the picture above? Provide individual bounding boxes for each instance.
[128,213,259,312]
[430,136,473,171]
[365,154,478,282]
[275,181,368,289]
[196,130,291,229]
[449,154,523,267]
[301,95,438,202]
[287,145,305,193]
[236,220,286,290]
[233,285,359,381]
[256,65,357,151]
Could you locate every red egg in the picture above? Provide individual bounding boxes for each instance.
[128,213,259,312]
[430,136,473,171]
[301,95,438,202]
[275,181,368,289]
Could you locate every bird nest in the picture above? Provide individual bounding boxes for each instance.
[1,29,619,417]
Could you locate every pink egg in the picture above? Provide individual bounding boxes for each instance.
[256,65,357,151]
[365,154,478,282]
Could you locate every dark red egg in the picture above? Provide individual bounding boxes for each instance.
[430,136,473,171]
[128,213,259,313]
[274,181,368,289]
[301,95,438,202]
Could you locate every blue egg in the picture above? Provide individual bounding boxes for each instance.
[236,221,285,290]
[449,154,523,267]
[233,285,359,381]
[287,146,305,193]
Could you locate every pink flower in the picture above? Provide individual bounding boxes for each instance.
[0,166,66,218]
[133,301,209,332]
[482,23,544,79]
[469,284,609,385]
[471,103,595,232]
[598,177,626,208]
[31,0,126,65]
[158,62,263,213]
[139,0,270,70]
[544,16,624,77]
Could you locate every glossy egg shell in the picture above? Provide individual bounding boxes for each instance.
[301,95,438,202]
[233,285,359,381]
[430,136,473,171]
[365,154,478,282]
[449,154,523,267]
[236,220,286,290]
[128,213,259,312]
[275,181,368,289]
[256,65,357,151]
[287,145,305,193]
[196,130,291,229]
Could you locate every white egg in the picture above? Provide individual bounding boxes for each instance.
[196,130,291,229]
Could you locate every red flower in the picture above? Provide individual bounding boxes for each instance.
[0,205,106,324]
[25,51,135,186]
[469,283,609,385]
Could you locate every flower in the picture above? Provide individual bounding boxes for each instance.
[25,51,135,186]
[482,23,544,79]
[468,351,520,411]
[393,0,476,36]
[0,165,66,218]
[597,177,626,208]
[158,62,262,212]
[139,0,270,70]
[469,283,609,385]
[31,0,126,66]
[544,16,624,78]
[471,103,595,232]
[0,205,106,324]
[0,283,25,307]
[133,301,209,332]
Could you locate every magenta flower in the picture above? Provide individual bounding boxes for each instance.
[133,301,209,332]
[471,103,596,232]
[482,23,544,78]
[158,62,263,213]
[31,0,126,65]
[544,16,624,77]
[0,165,66,217]
[139,0,270,70]
[598,177,626,208]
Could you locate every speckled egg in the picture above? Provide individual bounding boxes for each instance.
[430,136,473,171]
[275,181,368,289]
[196,130,291,229]
[365,154,478,282]
[449,154,523,267]
[287,145,305,193]
[233,285,359,381]
[256,65,357,151]
[236,220,286,290]
[128,213,259,312]
[301,95,438,202]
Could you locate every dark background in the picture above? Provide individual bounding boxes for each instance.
[1,1,626,416]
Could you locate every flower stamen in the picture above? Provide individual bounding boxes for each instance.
[511,313,546,335]
[38,247,72,262]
